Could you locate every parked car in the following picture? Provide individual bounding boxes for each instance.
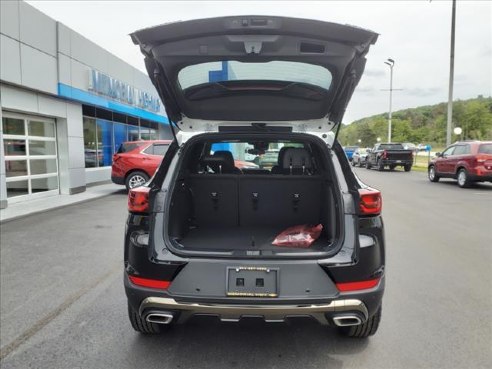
[343,146,359,162]
[234,159,259,170]
[125,16,384,338]
[111,140,172,190]
[351,148,371,167]
[256,149,280,168]
[428,141,492,188]
[402,142,418,153]
[366,143,413,171]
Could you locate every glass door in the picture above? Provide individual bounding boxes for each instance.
[2,113,59,202]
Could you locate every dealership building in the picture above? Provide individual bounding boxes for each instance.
[0,1,171,209]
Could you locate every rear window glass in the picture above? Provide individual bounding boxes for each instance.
[178,61,332,90]
[117,142,143,153]
[478,144,492,154]
[208,141,305,172]
[379,144,404,150]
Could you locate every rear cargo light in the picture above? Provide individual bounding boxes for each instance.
[129,275,171,289]
[128,186,150,213]
[358,188,382,215]
[336,277,380,292]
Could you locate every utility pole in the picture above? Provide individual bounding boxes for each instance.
[383,58,399,142]
[446,0,456,146]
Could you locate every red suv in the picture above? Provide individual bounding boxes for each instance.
[112,140,172,190]
[428,141,492,188]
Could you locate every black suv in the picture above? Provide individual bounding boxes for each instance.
[124,16,385,338]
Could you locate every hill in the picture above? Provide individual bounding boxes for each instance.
[338,96,492,147]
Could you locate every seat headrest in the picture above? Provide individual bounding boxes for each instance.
[213,151,235,166]
[282,148,312,174]
[277,146,289,165]
[201,150,236,173]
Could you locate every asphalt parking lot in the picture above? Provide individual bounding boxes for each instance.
[1,170,491,369]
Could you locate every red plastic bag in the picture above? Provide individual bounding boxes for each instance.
[272,224,323,248]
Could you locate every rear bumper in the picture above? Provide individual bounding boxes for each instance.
[381,159,412,165]
[111,175,125,185]
[139,296,369,325]
[468,171,492,182]
[126,273,384,325]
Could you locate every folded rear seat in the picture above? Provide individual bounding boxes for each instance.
[188,148,321,230]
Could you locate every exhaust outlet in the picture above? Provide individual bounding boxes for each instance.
[332,315,363,327]
[146,312,174,325]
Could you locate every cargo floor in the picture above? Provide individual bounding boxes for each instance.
[175,226,329,251]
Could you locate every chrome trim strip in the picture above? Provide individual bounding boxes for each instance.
[139,297,368,323]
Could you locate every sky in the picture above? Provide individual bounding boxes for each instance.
[27,0,492,124]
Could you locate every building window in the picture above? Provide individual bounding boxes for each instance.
[96,119,113,167]
[83,117,98,168]
[2,114,58,199]
[82,105,163,168]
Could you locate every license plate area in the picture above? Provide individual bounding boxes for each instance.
[226,267,278,297]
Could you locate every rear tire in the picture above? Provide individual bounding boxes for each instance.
[457,168,471,188]
[365,160,372,170]
[351,159,357,167]
[428,165,440,182]
[338,306,382,338]
[128,303,164,334]
[125,171,149,191]
[404,164,412,172]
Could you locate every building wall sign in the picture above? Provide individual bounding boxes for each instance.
[88,70,161,113]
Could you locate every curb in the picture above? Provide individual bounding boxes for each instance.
[0,189,124,224]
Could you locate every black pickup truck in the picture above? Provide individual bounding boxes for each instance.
[365,143,413,172]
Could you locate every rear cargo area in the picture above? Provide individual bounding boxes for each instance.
[168,172,337,254]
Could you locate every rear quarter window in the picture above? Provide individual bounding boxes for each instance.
[478,144,492,154]
[143,144,170,156]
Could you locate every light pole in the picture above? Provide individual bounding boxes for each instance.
[446,0,457,146]
[384,58,395,143]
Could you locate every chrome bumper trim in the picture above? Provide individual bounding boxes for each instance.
[139,297,368,324]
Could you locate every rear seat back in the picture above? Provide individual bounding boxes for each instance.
[188,174,239,226]
[239,175,322,227]
[188,172,322,228]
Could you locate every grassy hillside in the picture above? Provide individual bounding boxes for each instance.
[339,96,492,147]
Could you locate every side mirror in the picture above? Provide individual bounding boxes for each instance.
[435,152,442,157]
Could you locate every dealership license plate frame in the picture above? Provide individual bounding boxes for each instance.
[226,267,279,297]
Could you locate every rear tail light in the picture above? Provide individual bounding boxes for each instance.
[336,277,381,292]
[358,188,382,215]
[128,275,171,289]
[128,186,150,213]
[475,155,488,164]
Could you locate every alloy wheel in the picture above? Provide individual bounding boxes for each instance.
[129,174,147,188]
